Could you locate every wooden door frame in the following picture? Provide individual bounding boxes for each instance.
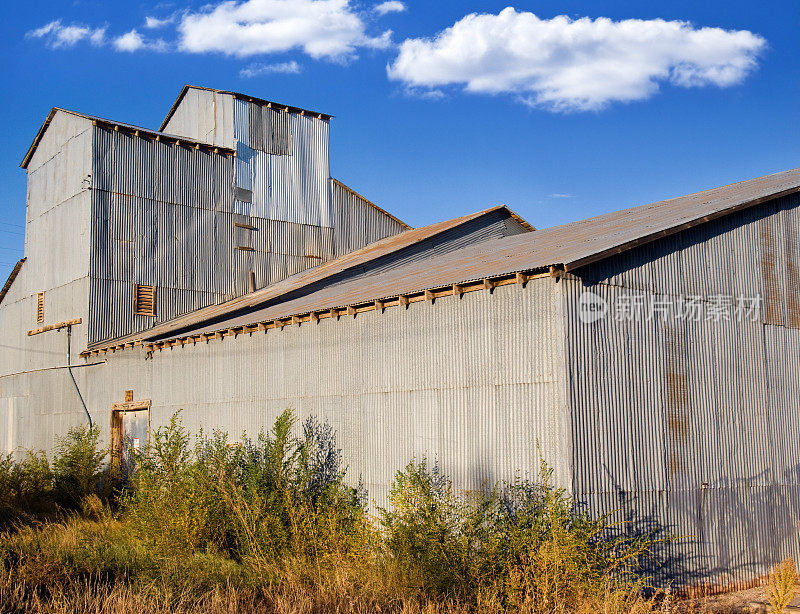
[110,400,151,471]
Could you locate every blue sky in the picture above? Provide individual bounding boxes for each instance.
[1,1,798,282]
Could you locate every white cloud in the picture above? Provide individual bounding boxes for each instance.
[388,8,766,111]
[178,0,392,61]
[549,193,575,199]
[240,60,302,77]
[374,1,405,15]
[144,15,176,29]
[26,20,106,48]
[113,29,168,52]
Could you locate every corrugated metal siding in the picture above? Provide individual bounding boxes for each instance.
[161,88,235,150]
[87,124,343,344]
[5,279,570,510]
[331,179,408,254]
[88,126,234,343]
[233,101,332,227]
[563,193,800,588]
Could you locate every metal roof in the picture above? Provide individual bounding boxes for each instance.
[0,258,25,306]
[93,205,530,347]
[159,85,333,133]
[21,108,235,169]
[136,165,800,343]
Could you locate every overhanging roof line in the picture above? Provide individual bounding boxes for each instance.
[21,108,235,169]
[0,258,26,305]
[86,205,532,348]
[159,84,333,133]
[563,183,800,271]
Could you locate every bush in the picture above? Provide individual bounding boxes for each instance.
[380,457,655,610]
[124,410,371,566]
[0,412,665,613]
[52,424,107,508]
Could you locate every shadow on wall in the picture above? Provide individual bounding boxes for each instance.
[583,467,800,589]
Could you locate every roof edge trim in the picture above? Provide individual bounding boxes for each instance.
[22,108,235,170]
[564,184,800,271]
[159,85,333,133]
[0,258,26,306]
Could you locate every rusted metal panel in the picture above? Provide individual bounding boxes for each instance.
[784,207,800,328]
[562,197,800,588]
[761,207,784,325]
[103,206,533,345]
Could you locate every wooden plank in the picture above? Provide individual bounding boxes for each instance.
[424,289,435,301]
[112,400,151,412]
[398,295,409,308]
[27,318,82,336]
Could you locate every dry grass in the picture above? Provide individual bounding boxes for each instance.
[766,559,799,614]
[0,415,788,614]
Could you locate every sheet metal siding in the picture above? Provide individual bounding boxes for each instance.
[0,111,93,377]
[87,124,340,344]
[88,126,238,343]
[331,180,411,254]
[233,101,332,227]
[162,88,235,149]
[5,279,570,509]
[152,209,533,338]
[563,195,800,587]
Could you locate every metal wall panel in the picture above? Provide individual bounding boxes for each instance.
[6,278,570,511]
[563,193,800,588]
[232,102,332,228]
[331,179,408,254]
[161,88,236,150]
[88,126,237,343]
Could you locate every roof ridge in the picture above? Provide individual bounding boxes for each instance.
[159,84,333,133]
[22,107,233,169]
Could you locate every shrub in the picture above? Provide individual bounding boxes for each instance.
[124,410,371,567]
[767,559,798,614]
[380,457,656,609]
[52,424,107,508]
[0,450,56,525]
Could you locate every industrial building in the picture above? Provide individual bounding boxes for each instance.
[1,85,798,589]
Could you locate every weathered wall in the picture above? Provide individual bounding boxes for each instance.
[1,277,571,508]
[0,111,92,377]
[161,88,236,149]
[563,192,800,587]
[331,180,409,254]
